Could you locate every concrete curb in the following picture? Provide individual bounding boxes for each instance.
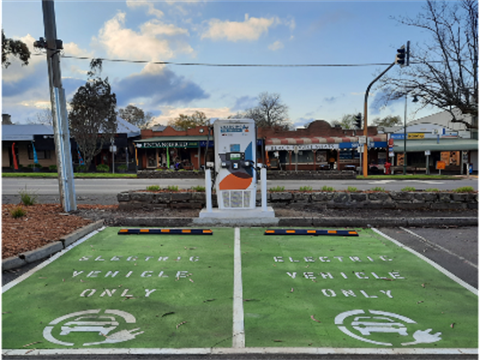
[2,220,104,271]
[114,216,478,228]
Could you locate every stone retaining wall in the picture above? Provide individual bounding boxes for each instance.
[117,190,478,211]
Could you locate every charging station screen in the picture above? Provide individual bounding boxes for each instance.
[230,144,240,152]
[230,153,241,160]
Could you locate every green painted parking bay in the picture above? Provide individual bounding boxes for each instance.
[2,227,477,354]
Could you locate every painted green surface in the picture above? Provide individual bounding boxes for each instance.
[2,227,234,349]
[240,228,478,348]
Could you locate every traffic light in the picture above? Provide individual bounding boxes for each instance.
[396,45,406,66]
[354,114,362,129]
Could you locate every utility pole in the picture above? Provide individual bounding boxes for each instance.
[40,0,76,211]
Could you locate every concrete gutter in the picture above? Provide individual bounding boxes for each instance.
[114,216,477,228]
[2,220,104,271]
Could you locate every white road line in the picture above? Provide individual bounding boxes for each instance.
[400,226,478,269]
[232,227,245,348]
[372,228,478,295]
[2,227,105,293]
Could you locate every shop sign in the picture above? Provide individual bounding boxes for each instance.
[137,141,198,149]
[266,144,339,151]
[407,133,425,139]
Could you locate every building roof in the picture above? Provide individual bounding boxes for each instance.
[2,124,54,141]
[115,117,141,138]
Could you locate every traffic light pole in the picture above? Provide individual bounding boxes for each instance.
[41,0,77,211]
[362,61,396,178]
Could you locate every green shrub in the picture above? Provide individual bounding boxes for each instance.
[96,164,110,173]
[269,186,285,192]
[10,206,27,219]
[401,186,416,192]
[370,187,386,192]
[425,188,440,192]
[18,186,37,206]
[27,163,42,168]
[321,185,335,192]
[191,186,206,192]
[166,185,179,192]
[299,186,313,192]
[146,185,160,191]
[454,186,475,193]
[76,165,88,172]
[49,165,57,171]
[118,164,128,171]
[347,186,358,192]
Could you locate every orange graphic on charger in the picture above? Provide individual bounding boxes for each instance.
[219,172,252,190]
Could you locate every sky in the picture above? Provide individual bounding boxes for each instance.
[2,0,441,128]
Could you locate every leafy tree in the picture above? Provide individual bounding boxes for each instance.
[246,92,289,128]
[2,30,30,68]
[118,104,153,129]
[378,0,478,129]
[332,113,359,129]
[372,115,402,127]
[69,59,117,171]
[167,111,209,130]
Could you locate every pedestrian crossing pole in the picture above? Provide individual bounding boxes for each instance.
[41,0,77,211]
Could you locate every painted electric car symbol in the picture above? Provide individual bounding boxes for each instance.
[59,315,119,336]
[351,316,408,336]
[43,309,143,347]
[335,309,442,347]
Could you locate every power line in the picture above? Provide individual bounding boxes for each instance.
[34,52,443,67]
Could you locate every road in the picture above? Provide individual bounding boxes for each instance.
[2,176,478,197]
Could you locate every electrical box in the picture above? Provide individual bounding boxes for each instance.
[213,119,257,209]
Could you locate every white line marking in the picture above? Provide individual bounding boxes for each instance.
[372,228,478,295]
[400,226,477,269]
[2,347,477,356]
[232,227,245,348]
[2,227,105,293]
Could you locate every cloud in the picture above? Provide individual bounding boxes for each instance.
[93,11,194,60]
[232,95,257,111]
[201,14,278,42]
[151,106,233,126]
[323,96,337,104]
[126,0,164,18]
[114,63,209,108]
[268,40,284,51]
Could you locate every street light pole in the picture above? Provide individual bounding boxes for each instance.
[363,62,396,178]
[403,93,407,175]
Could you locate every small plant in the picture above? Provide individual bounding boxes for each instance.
[454,186,475,193]
[18,186,37,206]
[425,188,440,192]
[10,206,27,219]
[370,187,386,192]
[49,164,57,172]
[321,185,335,192]
[118,164,128,172]
[401,186,416,192]
[299,186,313,192]
[96,164,110,173]
[269,186,285,192]
[76,165,88,172]
[166,185,179,192]
[347,186,358,192]
[191,186,206,192]
[146,185,160,191]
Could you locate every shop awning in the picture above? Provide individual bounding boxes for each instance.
[265,135,386,151]
[392,138,478,152]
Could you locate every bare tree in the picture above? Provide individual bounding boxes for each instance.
[239,92,289,128]
[378,0,478,129]
[26,109,53,126]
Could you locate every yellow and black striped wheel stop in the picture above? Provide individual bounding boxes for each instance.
[118,228,213,235]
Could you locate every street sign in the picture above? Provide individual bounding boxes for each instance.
[436,161,446,170]
[424,150,431,156]
[358,136,366,144]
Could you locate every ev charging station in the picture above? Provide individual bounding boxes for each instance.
[198,119,276,224]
